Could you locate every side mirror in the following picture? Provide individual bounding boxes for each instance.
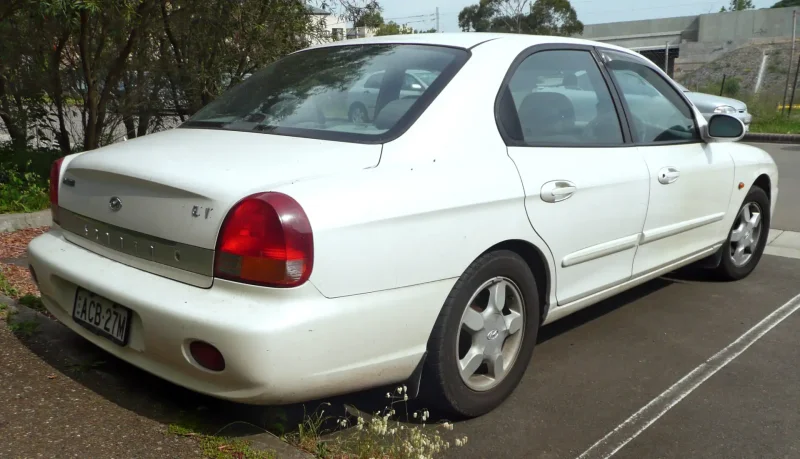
[410,83,423,91]
[704,114,745,142]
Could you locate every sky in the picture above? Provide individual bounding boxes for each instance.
[378,0,779,34]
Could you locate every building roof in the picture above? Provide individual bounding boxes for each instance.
[307,5,330,15]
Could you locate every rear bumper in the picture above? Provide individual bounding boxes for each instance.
[27,229,452,404]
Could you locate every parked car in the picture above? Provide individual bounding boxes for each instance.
[674,82,753,131]
[28,33,778,418]
[346,69,438,123]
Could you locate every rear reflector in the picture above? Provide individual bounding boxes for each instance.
[189,341,225,372]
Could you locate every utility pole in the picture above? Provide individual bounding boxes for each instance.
[790,35,800,116]
[436,7,440,33]
[782,10,797,115]
[664,41,670,76]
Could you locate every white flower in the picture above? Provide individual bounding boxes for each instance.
[403,385,408,393]
[339,419,348,428]
[455,439,462,447]
[404,394,409,401]
[386,392,391,399]
[397,386,403,394]
[413,412,418,419]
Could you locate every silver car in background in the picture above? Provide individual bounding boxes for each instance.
[674,82,752,131]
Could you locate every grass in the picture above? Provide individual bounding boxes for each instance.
[17,294,46,313]
[744,96,800,135]
[0,271,20,298]
[750,116,800,135]
[167,415,276,459]
[8,318,39,337]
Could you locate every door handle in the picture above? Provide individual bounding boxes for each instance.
[658,167,680,185]
[540,180,577,203]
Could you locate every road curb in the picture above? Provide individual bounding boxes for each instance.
[0,210,51,233]
[744,132,800,144]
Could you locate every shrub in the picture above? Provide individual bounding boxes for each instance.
[0,161,50,213]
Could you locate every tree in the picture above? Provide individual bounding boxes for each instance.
[458,0,582,36]
[375,21,413,36]
[720,0,755,11]
[771,0,800,6]
[353,4,383,28]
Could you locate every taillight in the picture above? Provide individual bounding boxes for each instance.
[214,192,313,288]
[49,157,65,225]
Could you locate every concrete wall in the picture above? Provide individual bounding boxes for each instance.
[579,7,797,51]
[698,7,797,44]
[581,15,698,40]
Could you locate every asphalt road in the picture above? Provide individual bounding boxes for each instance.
[446,256,800,459]
[748,142,800,232]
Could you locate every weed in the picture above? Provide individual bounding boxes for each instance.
[18,294,45,313]
[168,419,275,459]
[66,360,106,374]
[9,319,39,337]
[0,271,19,298]
[288,386,469,459]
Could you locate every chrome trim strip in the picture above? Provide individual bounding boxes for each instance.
[561,234,640,268]
[59,208,214,277]
[640,212,725,245]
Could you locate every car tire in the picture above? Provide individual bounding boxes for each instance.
[348,103,369,124]
[421,250,540,418]
[713,185,770,281]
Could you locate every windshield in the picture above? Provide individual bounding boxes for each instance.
[183,44,468,143]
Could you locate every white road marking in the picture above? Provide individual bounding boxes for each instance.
[576,292,800,459]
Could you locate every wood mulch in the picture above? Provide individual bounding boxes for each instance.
[0,227,49,298]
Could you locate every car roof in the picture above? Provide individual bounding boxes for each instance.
[305,32,637,55]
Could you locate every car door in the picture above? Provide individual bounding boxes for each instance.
[598,48,735,276]
[499,47,651,305]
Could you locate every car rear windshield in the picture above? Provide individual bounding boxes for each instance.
[182,44,469,143]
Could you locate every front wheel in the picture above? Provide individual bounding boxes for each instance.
[421,250,540,418]
[713,186,770,281]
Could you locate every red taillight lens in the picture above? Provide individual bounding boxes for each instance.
[49,157,65,224]
[214,192,313,288]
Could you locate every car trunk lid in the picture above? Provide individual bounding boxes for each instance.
[57,128,381,286]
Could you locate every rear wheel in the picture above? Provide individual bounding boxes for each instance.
[421,250,540,418]
[713,186,770,281]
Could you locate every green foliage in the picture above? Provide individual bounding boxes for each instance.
[720,0,755,11]
[0,271,19,298]
[0,161,50,214]
[375,21,414,36]
[771,0,800,7]
[721,77,741,97]
[18,294,46,313]
[9,318,40,337]
[458,0,583,36]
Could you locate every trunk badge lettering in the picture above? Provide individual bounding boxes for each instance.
[109,197,122,212]
[192,206,214,219]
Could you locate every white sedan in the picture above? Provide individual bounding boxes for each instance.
[28,33,778,418]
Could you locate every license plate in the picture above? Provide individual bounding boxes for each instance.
[72,288,132,346]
